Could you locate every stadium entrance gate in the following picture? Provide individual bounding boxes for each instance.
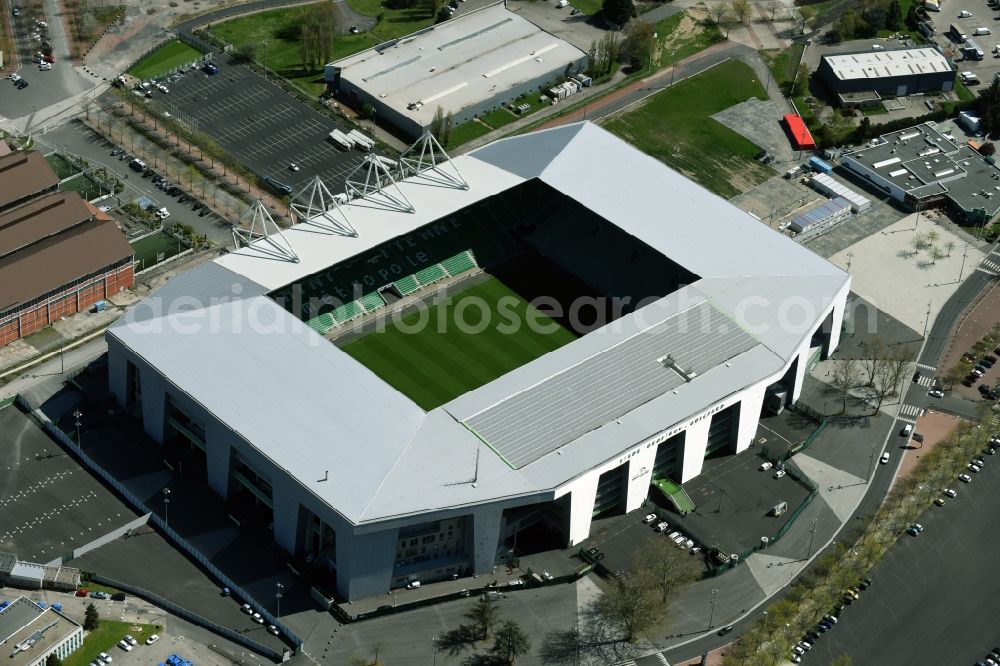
[652,431,685,482]
[705,403,741,457]
[593,464,628,517]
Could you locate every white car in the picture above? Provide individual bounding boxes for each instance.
[928,389,944,398]
[39,62,51,70]
[9,73,21,82]
[667,531,681,541]
[124,635,136,646]
[145,634,159,645]
[759,461,773,471]
[880,452,890,464]
[267,625,279,636]
[774,469,786,478]
[252,612,264,624]
[958,473,972,483]
[943,488,957,498]
[117,640,132,651]
[642,513,657,524]
[654,521,669,533]
[871,44,884,50]
[288,163,300,171]
[969,463,982,473]
[156,83,168,93]
[155,207,170,219]
[671,534,686,545]
[240,603,252,614]
[959,9,972,17]
[98,653,112,663]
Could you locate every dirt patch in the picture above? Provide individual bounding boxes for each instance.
[662,13,699,50]
[895,411,967,484]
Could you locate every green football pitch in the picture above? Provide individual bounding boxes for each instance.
[340,277,576,410]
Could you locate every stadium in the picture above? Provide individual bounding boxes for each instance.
[106,122,850,601]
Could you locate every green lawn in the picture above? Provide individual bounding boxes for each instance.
[209,0,433,97]
[569,0,603,15]
[447,119,493,148]
[480,107,519,130]
[131,231,187,271]
[340,277,576,410]
[65,619,159,666]
[763,42,805,93]
[45,152,83,180]
[601,59,774,198]
[128,40,204,80]
[60,173,107,202]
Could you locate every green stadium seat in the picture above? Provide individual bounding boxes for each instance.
[394,275,420,297]
[306,313,335,335]
[359,292,385,313]
[441,250,477,277]
[415,264,447,286]
[331,300,366,324]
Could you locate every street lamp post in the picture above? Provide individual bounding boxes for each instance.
[163,487,171,528]
[669,50,677,88]
[867,442,878,483]
[806,517,818,558]
[432,638,439,666]
[73,410,83,446]
[275,581,284,618]
[708,588,719,629]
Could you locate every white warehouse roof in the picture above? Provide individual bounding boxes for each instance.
[110,122,850,525]
[823,47,952,81]
[329,4,587,127]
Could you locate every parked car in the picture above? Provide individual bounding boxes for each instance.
[145,634,159,645]
[643,513,657,524]
[90,591,108,599]
[928,389,944,398]
[959,473,972,483]
[943,488,957,497]
[240,603,252,614]
[75,588,88,597]
[654,521,669,533]
[774,469,786,478]
[117,640,132,652]
[934,497,946,506]
[759,461,773,471]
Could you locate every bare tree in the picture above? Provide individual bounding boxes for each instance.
[929,245,946,264]
[705,0,730,25]
[632,536,700,604]
[860,336,885,387]
[830,359,862,414]
[944,240,955,257]
[767,0,781,20]
[730,0,751,24]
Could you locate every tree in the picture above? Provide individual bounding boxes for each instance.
[705,0,729,25]
[237,40,259,62]
[830,359,862,414]
[593,577,660,642]
[860,336,885,387]
[430,106,447,142]
[491,620,531,665]
[885,0,902,29]
[46,655,64,666]
[631,536,700,604]
[84,603,100,631]
[730,0,750,24]
[981,142,996,156]
[944,240,956,256]
[766,0,780,20]
[465,598,500,641]
[621,19,654,71]
[588,33,621,78]
[929,245,945,264]
[602,0,636,28]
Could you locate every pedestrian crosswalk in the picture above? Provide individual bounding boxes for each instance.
[916,363,937,374]
[916,374,935,387]
[978,258,1000,277]
[618,653,671,666]
[899,404,926,423]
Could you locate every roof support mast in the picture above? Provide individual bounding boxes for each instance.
[399,130,469,190]
[290,176,357,237]
[345,155,415,213]
[232,200,300,263]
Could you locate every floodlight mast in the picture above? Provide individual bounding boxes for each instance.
[232,200,300,263]
[344,154,415,213]
[399,131,469,190]
[290,176,357,237]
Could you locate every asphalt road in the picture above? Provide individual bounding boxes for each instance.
[810,444,1000,665]
[0,0,92,122]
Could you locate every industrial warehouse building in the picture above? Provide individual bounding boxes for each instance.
[107,122,850,601]
[817,47,955,105]
[842,121,1000,223]
[0,597,83,666]
[0,183,135,346]
[0,151,59,213]
[325,3,588,138]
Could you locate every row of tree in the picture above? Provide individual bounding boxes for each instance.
[829,0,905,43]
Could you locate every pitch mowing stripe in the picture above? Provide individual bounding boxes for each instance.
[343,333,458,410]
[394,326,487,394]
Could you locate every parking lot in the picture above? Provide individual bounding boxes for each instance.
[0,404,137,563]
[926,0,1000,89]
[677,439,815,556]
[810,432,1000,665]
[144,60,370,194]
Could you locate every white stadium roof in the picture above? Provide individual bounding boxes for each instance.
[822,47,952,82]
[110,122,849,525]
[329,4,587,127]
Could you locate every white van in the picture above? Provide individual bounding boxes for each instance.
[975,27,992,36]
[405,580,420,589]
[900,423,913,437]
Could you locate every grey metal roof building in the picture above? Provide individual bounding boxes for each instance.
[817,47,955,101]
[325,3,588,138]
[0,598,83,666]
[842,121,1000,223]
[107,122,850,601]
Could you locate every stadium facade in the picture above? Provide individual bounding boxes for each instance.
[106,123,850,601]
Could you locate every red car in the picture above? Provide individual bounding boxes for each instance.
[42,54,55,63]
[75,588,88,597]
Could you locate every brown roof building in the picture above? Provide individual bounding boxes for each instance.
[0,192,134,346]
[0,151,60,213]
